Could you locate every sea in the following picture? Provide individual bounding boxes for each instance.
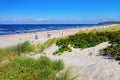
[0,24,104,35]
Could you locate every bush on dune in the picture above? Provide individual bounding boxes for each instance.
[0,57,36,80]
[100,44,120,60]
[99,30,120,60]
[55,31,110,54]
[55,26,120,60]
[52,59,65,72]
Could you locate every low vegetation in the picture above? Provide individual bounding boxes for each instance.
[0,38,79,80]
[98,26,120,60]
[37,38,57,53]
[54,25,120,59]
[54,32,109,55]
[100,44,120,59]
[58,67,79,80]
[0,41,34,62]
[0,38,57,62]
[0,56,65,80]
[15,41,34,56]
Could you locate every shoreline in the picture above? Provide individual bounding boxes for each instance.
[0,24,116,37]
[0,24,116,48]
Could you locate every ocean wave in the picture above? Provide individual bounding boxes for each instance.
[0,28,9,31]
[0,24,105,35]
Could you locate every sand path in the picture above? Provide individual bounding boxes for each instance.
[31,42,120,80]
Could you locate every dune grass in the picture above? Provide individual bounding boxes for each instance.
[0,56,78,80]
[90,25,120,33]
[58,67,79,80]
[0,41,34,62]
[0,47,16,62]
[0,40,78,80]
[0,38,58,62]
[37,38,57,53]
[52,59,65,72]
[15,41,34,56]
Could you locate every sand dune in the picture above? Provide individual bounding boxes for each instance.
[30,42,120,80]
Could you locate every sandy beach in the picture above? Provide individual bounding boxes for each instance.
[41,42,120,80]
[0,24,120,80]
[24,42,120,80]
[0,24,115,48]
[1,0,120,79]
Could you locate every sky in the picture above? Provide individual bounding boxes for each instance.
[0,0,120,24]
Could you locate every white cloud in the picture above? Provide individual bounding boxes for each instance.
[0,17,51,22]
[97,16,116,21]
[37,18,51,21]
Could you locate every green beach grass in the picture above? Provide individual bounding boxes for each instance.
[90,25,120,33]
[0,41,34,62]
[54,25,120,56]
[0,56,77,80]
[37,38,57,53]
[0,38,57,61]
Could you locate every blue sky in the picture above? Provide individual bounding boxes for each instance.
[0,0,120,24]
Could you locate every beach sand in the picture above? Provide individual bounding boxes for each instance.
[0,24,115,48]
[0,24,119,80]
[0,28,82,48]
[29,42,120,80]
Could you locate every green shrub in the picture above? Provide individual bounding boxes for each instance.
[0,56,67,80]
[52,59,65,71]
[55,30,120,55]
[37,67,56,80]
[53,51,59,55]
[0,57,36,80]
[36,56,52,69]
[100,44,120,59]
[55,32,108,54]
[98,30,120,60]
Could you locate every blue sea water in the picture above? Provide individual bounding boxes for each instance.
[0,24,103,35]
